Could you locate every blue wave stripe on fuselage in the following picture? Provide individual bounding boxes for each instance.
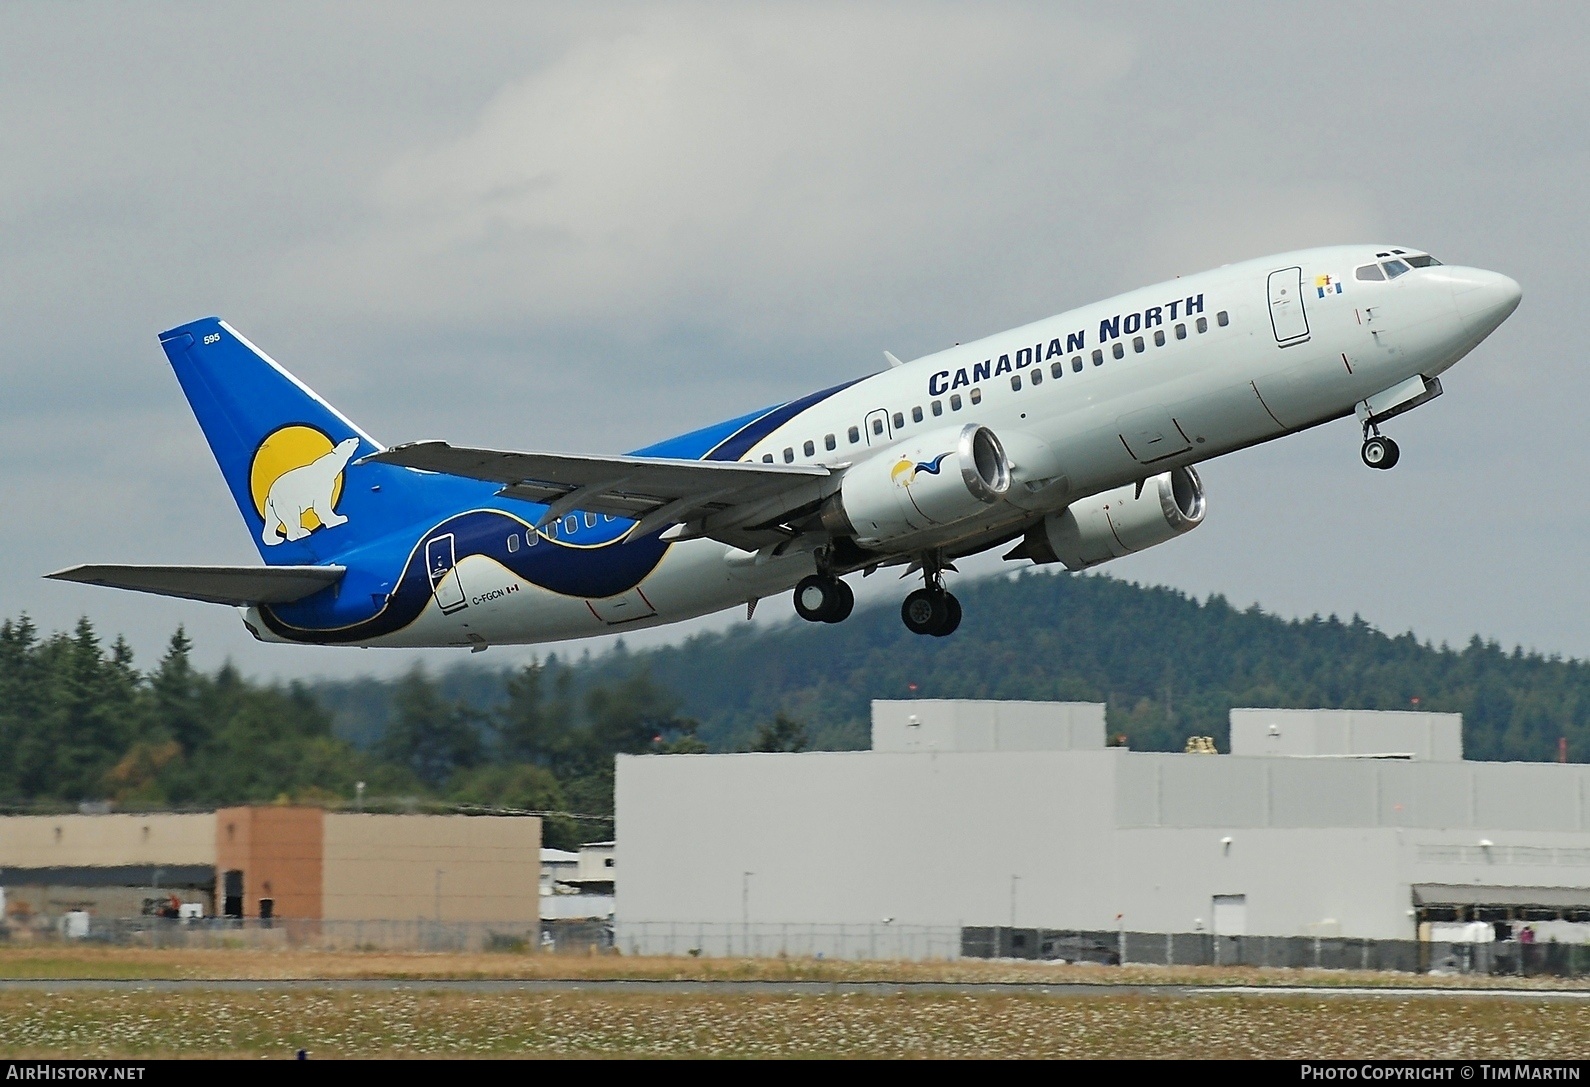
[256,376,866,643]
[258,509,671,643]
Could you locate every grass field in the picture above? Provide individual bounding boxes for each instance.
[1,988,1586,1059]
[3,947,1587,1058]
[2,945,1588,988]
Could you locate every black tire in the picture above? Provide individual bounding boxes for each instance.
[901,588,947,635]
[1362,436,1395,470]
[793,575,833,622]
[931,592,962,637]
[1379,437,1400,469]
[823,578,855,623]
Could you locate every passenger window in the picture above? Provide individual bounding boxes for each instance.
[872,418,885,436]
[783,447,795,463]
[1154,329,1165,347]
[1090,350,1102,367]
[824,433,836,451]
[1382,260,1410,279]
[931,400,943,416]
[911,406,923,423]
[526,530,538,546]
[1112,343,1124,360]
[1217,310,1230,326]
[1050,360,1063,379]
[1030,367,1042,385]
[892,412,904,429]
[564,515,578,535]
[603,514,613,521]
[1175,323,1186,340]
[1197,316,1208,333]
[585,512,596,528]
[763,453,774,463]
[547,521,558,540]
[969,388,982,405]
[1355,264,1385,282]
[507,534,519,553]
[1010,375,1022,391]
[803,440,815,457]
[950,394,962,411]
[1132,336,1144,353]
[848,426,860,443]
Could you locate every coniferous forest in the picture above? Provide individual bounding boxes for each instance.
[5,570,1590,845]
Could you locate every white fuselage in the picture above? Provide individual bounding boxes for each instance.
[262,245,1519,648]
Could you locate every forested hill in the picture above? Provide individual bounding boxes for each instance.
[318,570,1590,762]
[3,571,1587,833]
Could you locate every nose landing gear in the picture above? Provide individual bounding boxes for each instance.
[1361,423,1400,470]
[899,554,961,637]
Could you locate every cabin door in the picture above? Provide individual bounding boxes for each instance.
[1267,266,1311,346]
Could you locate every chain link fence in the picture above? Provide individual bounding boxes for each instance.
[2,915,614,954]
[961,927,1590,977]
[13,913,1590,975]
[615,921,961,961]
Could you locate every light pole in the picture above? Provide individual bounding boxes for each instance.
[742,871,753,955]
[1009,875,1020,929]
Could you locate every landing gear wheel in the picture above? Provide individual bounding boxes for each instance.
[931,592,962,637]
[1361,435,1400,470]
[901,588,961,636]
[901,588,946,635]
[824,578,854,624]
[794,575,853,623]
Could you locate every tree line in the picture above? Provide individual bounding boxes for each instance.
[0,615,758,847]
[5,569,1587,848]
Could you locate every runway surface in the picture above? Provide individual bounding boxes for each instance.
[2,978,1586,998]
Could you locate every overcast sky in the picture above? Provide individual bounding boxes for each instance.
[3,2,1586,680]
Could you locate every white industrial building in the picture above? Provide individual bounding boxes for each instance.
[615,700,1590,955]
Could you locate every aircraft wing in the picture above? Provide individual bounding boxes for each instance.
[363,441,837,545]
[45,564,345,607]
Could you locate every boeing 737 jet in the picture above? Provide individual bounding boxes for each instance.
[50,246,1521,648]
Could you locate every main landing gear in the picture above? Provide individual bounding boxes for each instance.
[1361,426,1400,471]
[792,552,962,637]
[793,573,854,624]
[900,556,961,638]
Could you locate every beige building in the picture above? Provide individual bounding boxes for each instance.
[0,807,540,923]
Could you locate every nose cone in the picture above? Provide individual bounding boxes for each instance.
[1450,268,1522,337]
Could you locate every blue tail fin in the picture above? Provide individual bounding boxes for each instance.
[159,318,478,565]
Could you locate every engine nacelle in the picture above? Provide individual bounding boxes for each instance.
[823,424,1011,546]
[1020,466,1205,570]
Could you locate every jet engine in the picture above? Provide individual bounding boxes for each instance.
[1017,466,1205,570]
[822,424,1011,546]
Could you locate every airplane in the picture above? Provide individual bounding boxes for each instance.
[48,245,1521,648]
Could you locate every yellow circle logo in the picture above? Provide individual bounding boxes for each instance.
[250,425,345,535]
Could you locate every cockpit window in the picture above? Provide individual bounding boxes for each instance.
[1405,254,1441,268]
[1382,259,1411,279]
[1355,263,1385,281]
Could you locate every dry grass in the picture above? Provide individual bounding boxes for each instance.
[0,945,1585,990]
[0,988,1585,1059]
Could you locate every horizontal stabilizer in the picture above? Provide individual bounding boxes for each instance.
[45,564,345,607]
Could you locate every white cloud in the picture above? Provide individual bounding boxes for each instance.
[281,7,1136,342]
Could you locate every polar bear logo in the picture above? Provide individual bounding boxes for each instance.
[260,437,361,546]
